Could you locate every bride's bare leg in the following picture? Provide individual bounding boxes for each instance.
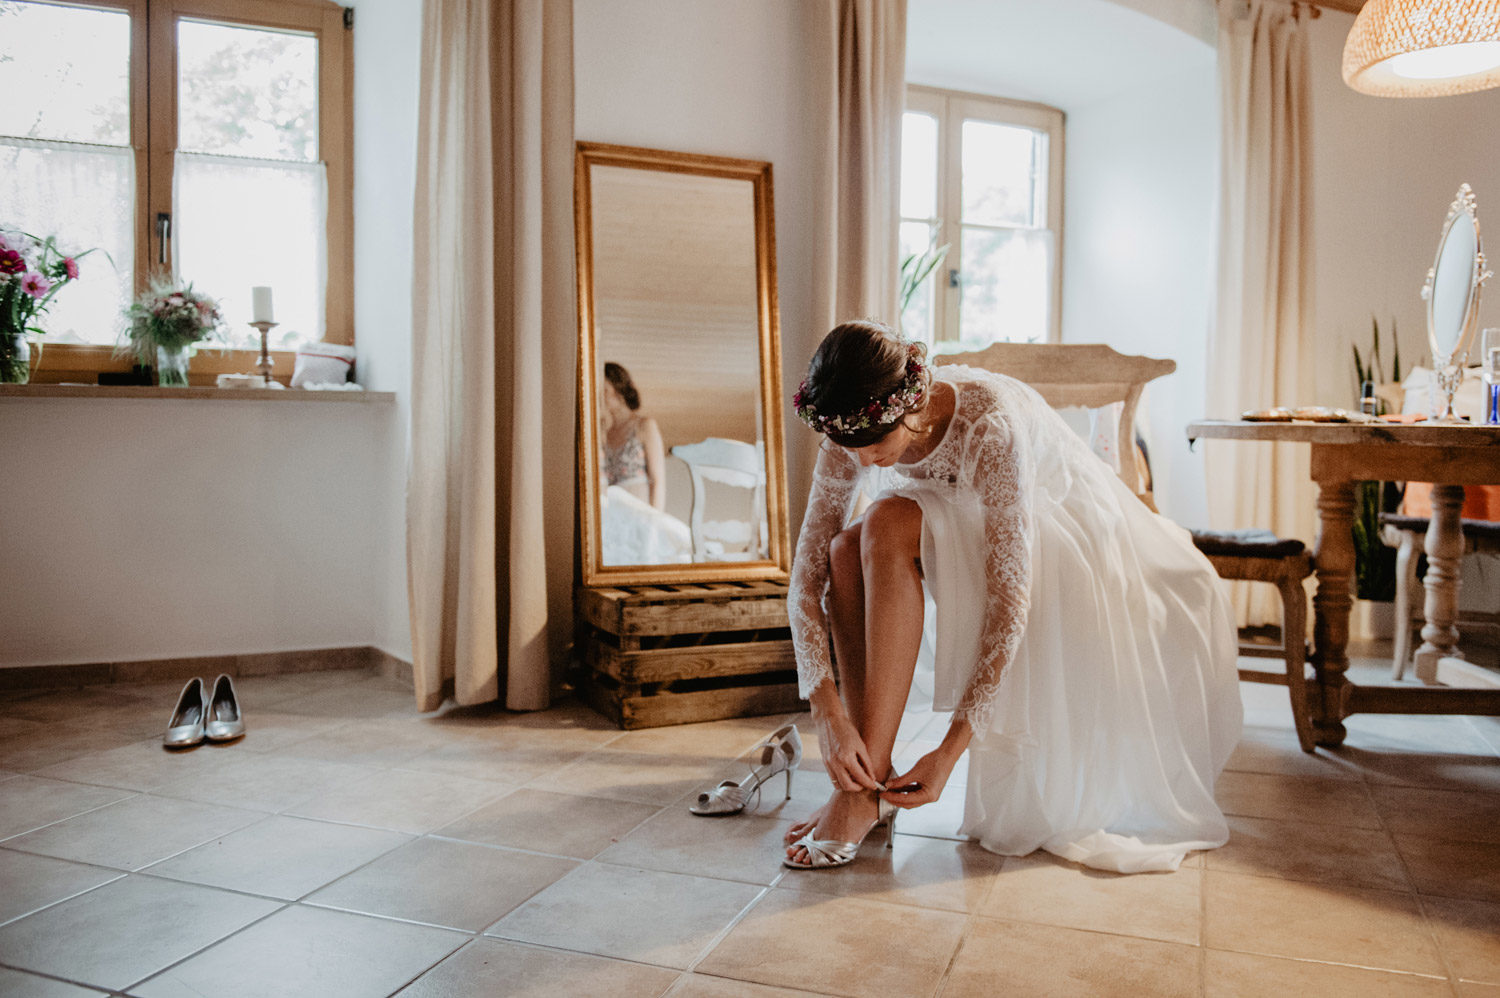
[788,497,925,861]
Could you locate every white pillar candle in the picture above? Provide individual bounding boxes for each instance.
[251,286,274,323]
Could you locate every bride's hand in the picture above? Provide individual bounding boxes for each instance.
[814,709,882,792]
[881,747,959,808]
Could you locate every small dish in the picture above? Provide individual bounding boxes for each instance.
[1241,407,1293,422]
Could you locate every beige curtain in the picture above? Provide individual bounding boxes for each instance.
[408,0,574,712]
[813,0,908,330]
[1207,0,1317,626]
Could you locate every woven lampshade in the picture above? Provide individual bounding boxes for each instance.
[1342,0,1500,97]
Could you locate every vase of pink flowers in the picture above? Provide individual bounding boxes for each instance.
[0,227,91,384]
[119,279,225,387]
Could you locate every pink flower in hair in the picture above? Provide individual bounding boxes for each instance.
[63,257,79,280]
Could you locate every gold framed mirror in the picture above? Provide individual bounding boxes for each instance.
[574,142,790,586]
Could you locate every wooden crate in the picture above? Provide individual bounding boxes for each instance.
[575,581,804,729]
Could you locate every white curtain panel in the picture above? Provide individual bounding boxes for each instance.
[813,0,908,331]
[408,0,573,712]
[1208,0,1318,626]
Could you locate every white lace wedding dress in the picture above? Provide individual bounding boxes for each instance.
[788,365,1242,873]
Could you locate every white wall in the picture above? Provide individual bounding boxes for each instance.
[1307,10,1500,406]
[350,0,421,663]
[0,398,400,667]
[1062,56,1218,527]
[0,0,420,671]
[573,0,829,527]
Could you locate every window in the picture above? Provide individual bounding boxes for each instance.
[0,0,351,382]
[900,85,1064,350]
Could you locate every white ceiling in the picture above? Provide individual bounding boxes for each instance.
[906,0,1216,112]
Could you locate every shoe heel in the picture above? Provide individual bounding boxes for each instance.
[884,803,898,850]
[783,767,793,801]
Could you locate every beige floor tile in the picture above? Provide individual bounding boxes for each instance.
[780,834,1005,914]
[667,976,829,997]
[0,965,109,996]
[1202,949,1451,997]
[1395,835,1500,903]
[598,807,794,886]
[974,851,1200,944]
[0,874,278,992]
[737,766,850,824]
[1203,869,1446,974]
[1225,724,1363,780]
[306,837,576,931]
[285,765,511,834]
[0,722,159,773]
[943,916,1201,998]
[2,687,159,726]
[395,937,679,998]
[1344,712,1498,754]
[5,793,261,871]
[1207,814,1410,890]
[398,733,591,785]
[0,849,123,926]
[1371,785,1500,845]
[600,715,799,761]
[1459,985,1500,996]
[270,717,447,768]
[143,814,409,900]
[697,886,966,998]
[148,751,377,814]
[488,863,762,970]
[1333,745,1500,794]
[220,710,344,753]
[229,669,377,706]
[434,788,658,859]
[30,737,229,793]
[1215,769,1382,828]
[1423,896,1500,985]
[261,678,418,720]
[527,748,737,806]
[130,902,465,998]
[883,788,968,842]
[0,776,134,839]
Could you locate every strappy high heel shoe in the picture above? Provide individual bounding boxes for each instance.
[782,797,897,870]
[690,724,802,816]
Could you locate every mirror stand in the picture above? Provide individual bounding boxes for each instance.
[1422,184,1492,423]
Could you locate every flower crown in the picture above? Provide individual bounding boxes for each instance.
[793,342,928,437]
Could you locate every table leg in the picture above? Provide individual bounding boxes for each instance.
[1311,478,1356,746]
[1414,484,1466,682]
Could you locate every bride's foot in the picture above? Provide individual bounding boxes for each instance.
[785,789,882,866]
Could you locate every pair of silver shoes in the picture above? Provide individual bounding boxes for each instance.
[686,723,895,869]
[164,675,245,748]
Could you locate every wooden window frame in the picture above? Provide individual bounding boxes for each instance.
[18,0,352,385]
[904,84,1065,346]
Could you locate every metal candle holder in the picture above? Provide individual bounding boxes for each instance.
[249,320,278,385]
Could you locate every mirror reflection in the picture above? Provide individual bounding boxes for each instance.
[576,144,789,585]
[1422,184,1491,422]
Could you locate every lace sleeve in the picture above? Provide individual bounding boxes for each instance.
[954,413,1034,732]
[787,442,864,698]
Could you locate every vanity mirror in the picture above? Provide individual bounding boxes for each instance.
[1422,183,1492,422]
[574,142,790,586]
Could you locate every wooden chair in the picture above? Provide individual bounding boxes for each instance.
[669,437,767,562]
[1380,512,1500,681]
[937,342,1317,751]
[936,342,1175,506]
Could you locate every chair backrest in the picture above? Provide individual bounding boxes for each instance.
[669,437,767,560]
[936,342,1176,506]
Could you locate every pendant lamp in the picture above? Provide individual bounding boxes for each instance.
[1342,0,1500,96]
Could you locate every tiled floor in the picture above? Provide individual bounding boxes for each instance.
[1,653,1498,997]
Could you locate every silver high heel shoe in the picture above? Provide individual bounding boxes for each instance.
[204,674,245,743]
[782,797,897,869]
[163,677,206,748]
[690,724,802,816]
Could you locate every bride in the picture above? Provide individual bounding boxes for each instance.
[778,319,1241,873]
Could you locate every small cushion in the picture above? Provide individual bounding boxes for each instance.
[1380,512,1500,545]
[1189,528,1306,559]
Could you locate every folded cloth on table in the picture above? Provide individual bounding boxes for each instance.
[291,342,356,387]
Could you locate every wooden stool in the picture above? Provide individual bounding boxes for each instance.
[1379,512,1500,681]
[1190,529,1316,752]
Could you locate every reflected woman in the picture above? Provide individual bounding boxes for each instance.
[601,361,666,511]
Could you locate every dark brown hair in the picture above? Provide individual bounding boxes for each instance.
[603,361,640,411]
[798,319,931,448]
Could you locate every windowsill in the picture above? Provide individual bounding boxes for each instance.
[0,384,395,403]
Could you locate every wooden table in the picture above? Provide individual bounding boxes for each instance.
[1188,420,1500,746]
